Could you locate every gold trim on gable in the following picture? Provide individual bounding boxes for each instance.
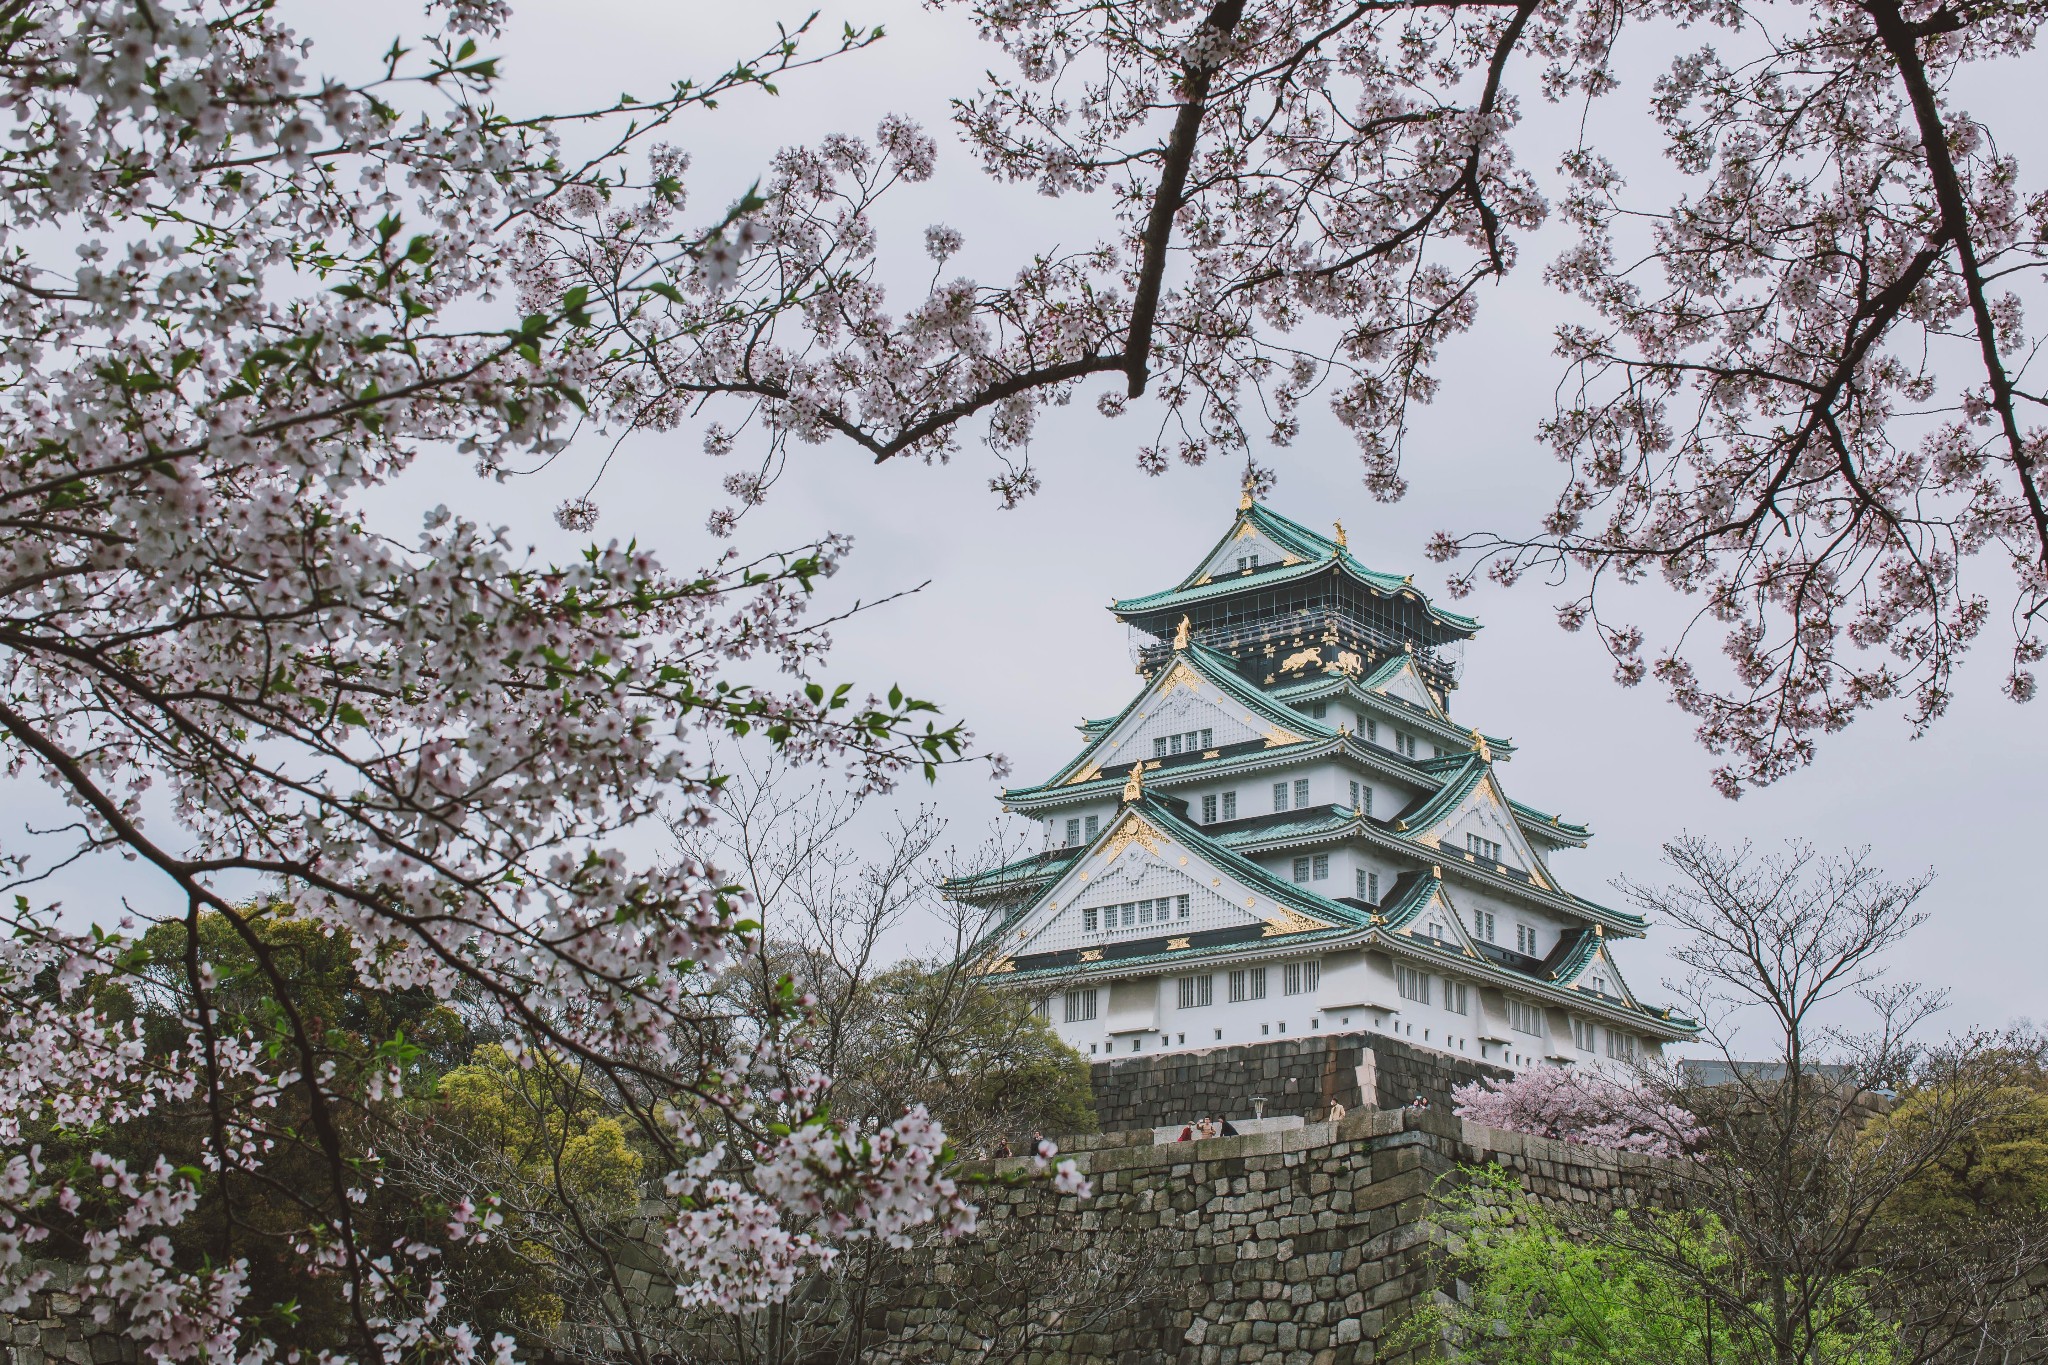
[1102,814,1162,862]
[1158,661,1202,696]
[1167,936,1191,951]
[979,955,1016,975]
[1261,907,1327,937]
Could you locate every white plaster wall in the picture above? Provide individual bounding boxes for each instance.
[1100,692,1263,770]
[1041,958,1519,1068]
[1197,532,1291,580]
[1023,859,1256,954]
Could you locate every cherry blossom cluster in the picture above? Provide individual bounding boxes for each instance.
[0,1,1034,1355]
[1453,1065,1704,1158]
[1435,0,2048,792]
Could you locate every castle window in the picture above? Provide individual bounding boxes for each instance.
[1168,733,1182,754]
[1472,910,1496,943]
[1154,737,1169,758]
[1606,1030,1637,1061]
[1273,782,1289,812]
[1349,780,1372,816]
[1201,728,1214,749]
[1571,1017,1597,1053]
[1202,794,1218,823]
[1445,981,1469,1015]
[1283,960,1320,996]
[1293,778,1309,808]
[1395,964,1430,1004]
[1227,967,1268,1002]
[1083,908,1098,933]
[1366,718,1379,744]
[1177,895,1190,919]
[1032,997,1050,1019]
[1084,814,1100,840]
[1507,998,1542,1036]
[1293,856,1311,883]
[1309,701,1327,718]
[1357,869,1380,903]
[1177,975,1214,1009]
[1312,853,1330,881]
[1515,923,1538,956]
[1063,989,1098,1023]
[1466,833,1502,861]
[1353,711,1366,732]
[1064,818,1081,846]
[1221,791,1237,819]
[1590,971,1611,996]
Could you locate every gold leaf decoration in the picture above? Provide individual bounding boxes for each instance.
[1261,907,1327,937]
[1101,813,1161,862]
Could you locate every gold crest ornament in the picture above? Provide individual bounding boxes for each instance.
[1239,470,1257,510]
[1174,614,1192,650]
[1122,762,1145,804]
[1471,732,1491,762]
[1333,519,1347,549]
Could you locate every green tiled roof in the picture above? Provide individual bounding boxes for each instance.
[1111,502,1480,634]
[944,847,1081,898]
[1507,799,1591,842]
[1375,868,1442,931]
[1010,642,1336,796]
[1269,674,1515,758]
[1393,754,1487,832]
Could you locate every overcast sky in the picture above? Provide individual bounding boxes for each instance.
[15,1,2042,1050]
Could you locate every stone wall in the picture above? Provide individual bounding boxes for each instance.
[862,1107,1672,1365]
[1090,1031,1509,1133]
[0,1264,136,1365]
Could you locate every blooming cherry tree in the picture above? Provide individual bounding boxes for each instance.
[1454,1066,1705,1158]
[0,1,1029,1356]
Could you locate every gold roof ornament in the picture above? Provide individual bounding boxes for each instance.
[1239,470,1256,510]
[1471,732,1491,762]
[1174,614,1192,650]
[1333,519,1347,549]
[1121,761,1145,804]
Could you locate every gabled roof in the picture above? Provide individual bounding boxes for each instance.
[1210,801,1646,934]
[1110,501,1480,635]
[1508,799,1592,847]
[1009,642,1334,796]
[944,847,1082,904]
[969,793,1371,977]
[1547,930,1642,1009]
[1270,672,1515,758]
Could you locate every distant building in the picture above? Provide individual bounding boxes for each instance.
[1677,1059,1858,1087]
[946,489,1696,1071]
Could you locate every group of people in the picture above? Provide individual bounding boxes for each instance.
[1174,1115,1241,1141]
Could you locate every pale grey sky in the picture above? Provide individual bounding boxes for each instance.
[11,1,2040,1049]
[466,0,2041,1040]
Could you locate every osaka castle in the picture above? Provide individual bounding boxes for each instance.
[946,491,1696,1072]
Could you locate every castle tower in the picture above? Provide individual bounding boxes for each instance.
[946,495,1696,1071]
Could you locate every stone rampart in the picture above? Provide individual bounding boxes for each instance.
[863,1106,1673,1365]
[1090,1031,1509,1133]
[0,1264,136,1365]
